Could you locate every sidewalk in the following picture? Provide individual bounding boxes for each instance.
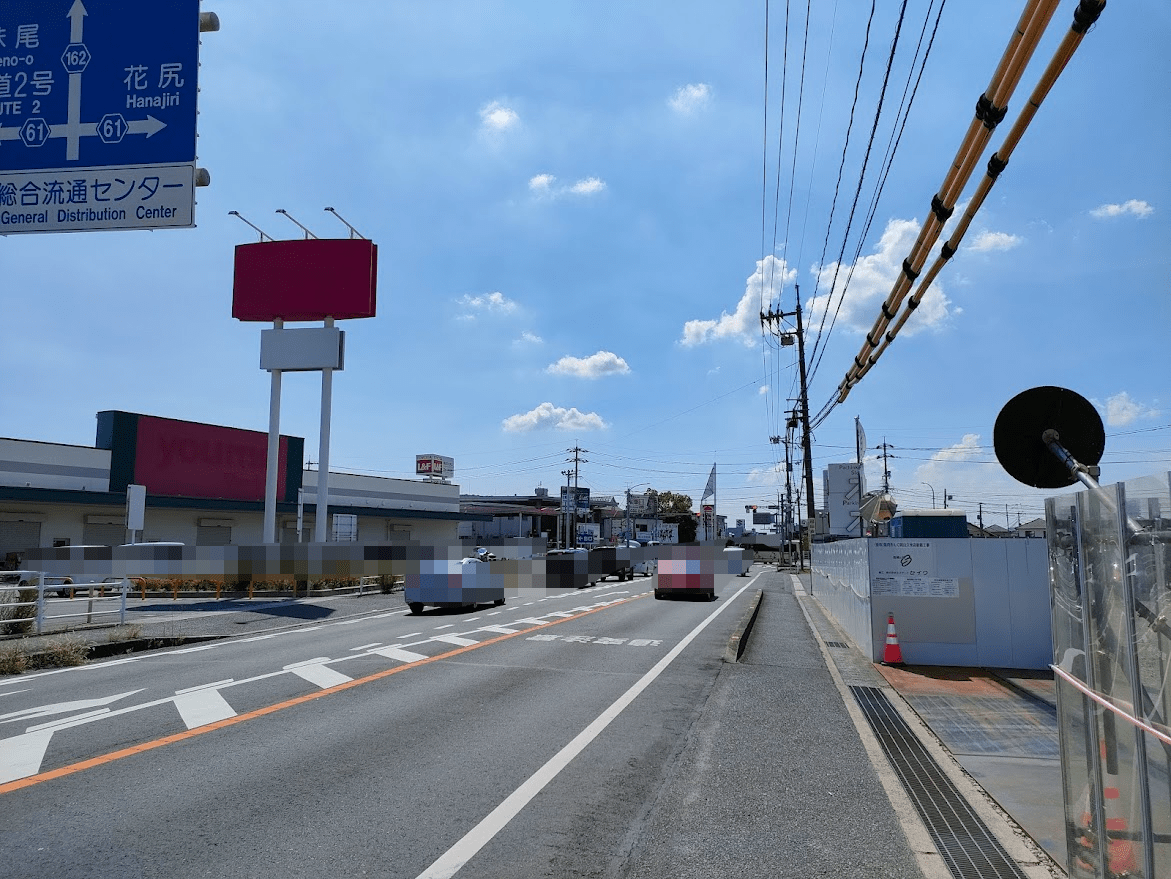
[621,566,1064,879]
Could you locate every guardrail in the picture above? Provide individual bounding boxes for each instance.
[0,571,130,635]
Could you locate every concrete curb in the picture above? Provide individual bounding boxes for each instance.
[723,588,763,662]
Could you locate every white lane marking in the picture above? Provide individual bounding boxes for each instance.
[434,624,455,630]
[464,617,481,622]
[0,690,144,725]
[485,612,502,617]
[352,643,382,651]
[414,579,753,879]
[547,612,575,618]
[400,632,421,638]
[168,642,228,655]
[0,729,54,784]
[431,634,477,647]
[288,663,353,689]
[173,688,237,729]
[0,689,30,699]
[176,679,235,695]
[513,618,548,626]
[371,646,429,664]
[238,633,279,643]
[477,625,520,635]
[27,708,111,732]
[80,657,139,669]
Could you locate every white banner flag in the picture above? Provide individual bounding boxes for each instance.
[702,464,716,500]
[855,417,867,465]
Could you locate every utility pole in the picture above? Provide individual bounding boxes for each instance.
[561,469,573,548]
[567,446,588,548]
[877,439,893,493]
[761,286,815,522]
[978,502,984,535]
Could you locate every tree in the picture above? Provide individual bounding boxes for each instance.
[676,515,698,543]
[647,490,696,542]
[650,490,693,516]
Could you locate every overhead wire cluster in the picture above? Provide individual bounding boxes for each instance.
[815,0,1108,426]
[758,0,949,510]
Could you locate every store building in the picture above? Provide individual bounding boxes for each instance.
[0,410,485,565]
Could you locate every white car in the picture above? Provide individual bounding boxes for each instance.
[624,540,655,577]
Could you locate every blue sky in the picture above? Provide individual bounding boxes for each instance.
[3,0,1168,530]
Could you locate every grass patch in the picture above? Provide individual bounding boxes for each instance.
[40,635,88,668]
[0,643,28,675]
[106,624,143,642]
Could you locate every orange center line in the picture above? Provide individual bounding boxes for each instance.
[0,593,646,796]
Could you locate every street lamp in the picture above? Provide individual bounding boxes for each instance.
[625,483,651,544]
[921,482,936,509]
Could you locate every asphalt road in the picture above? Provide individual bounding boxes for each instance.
[1,573,762,878]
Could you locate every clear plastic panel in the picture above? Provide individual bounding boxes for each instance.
[1047,472,1171,878]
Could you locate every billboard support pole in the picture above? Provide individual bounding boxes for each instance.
[314,318,335,543]
[263,320,283,543]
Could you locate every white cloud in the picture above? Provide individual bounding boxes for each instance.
[570,177,606,195]
[529,174,606,199]
[746,463,784,487]
[929,434,983,464]
[969,231,1022,253]
[805,218,954,338]
[681,254,795,346]
[1103,391,1159,426]
[479,101,519,133]
[1090,199,1154,220]
[457,291,518,317]
[513,331,543,347]
[502,402,608,432]
[911,434,1006,510]
[547,351,630,378]
[669,83,712,115]
[759,385,769,396]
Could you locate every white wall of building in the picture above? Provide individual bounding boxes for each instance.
[0,439,110,492]
[302,470,459,512]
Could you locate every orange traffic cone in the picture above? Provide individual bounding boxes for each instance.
[882,612,904,665]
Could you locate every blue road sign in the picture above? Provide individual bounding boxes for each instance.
[0,0,200,172]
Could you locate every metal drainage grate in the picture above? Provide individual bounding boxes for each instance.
[850,685,1028,879]
[824,640,848,648]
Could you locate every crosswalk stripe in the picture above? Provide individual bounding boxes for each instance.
[173,689,237,729]
[0,729,54,784]
[289,664,353,689]
[431,633,478,647]
[371,646,428,663]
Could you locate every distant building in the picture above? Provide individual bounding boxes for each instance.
[1016,517,1047,539]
